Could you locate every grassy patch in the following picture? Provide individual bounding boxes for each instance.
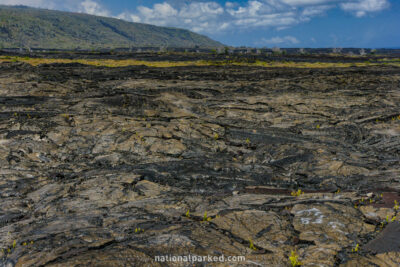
[1,56,400,68]
[0,56,208,68]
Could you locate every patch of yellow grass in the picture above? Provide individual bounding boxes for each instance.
[0,56,208,68]
[1,56,399,68]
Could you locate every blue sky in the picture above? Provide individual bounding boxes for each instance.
[2,0,399,48]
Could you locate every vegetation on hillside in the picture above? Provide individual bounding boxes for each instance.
[0,5,223,49]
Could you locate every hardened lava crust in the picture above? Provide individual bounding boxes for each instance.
[0,54,400,266]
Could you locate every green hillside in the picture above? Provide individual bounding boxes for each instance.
[0,5,223,49]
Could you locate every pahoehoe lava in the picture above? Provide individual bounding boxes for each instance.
[0,55,400,266]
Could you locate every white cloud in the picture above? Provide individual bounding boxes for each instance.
[114,0,390,34]
[120,1,228,31]
[340,0,390,17]
[260,35,300,45]
[301,4,331,17]
[78,0,109,16]
[139,3,178,18]
[134,3,178,26]
[180,2,224,18]
[117,12,141,23]
[227,1,265,17]
[281,0,338,5]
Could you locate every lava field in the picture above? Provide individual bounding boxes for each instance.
[0,54,400,266]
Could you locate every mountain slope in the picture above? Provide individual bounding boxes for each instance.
[0,5,223,49]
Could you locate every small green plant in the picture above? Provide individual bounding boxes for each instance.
[289,250,302,267]
[385,215,396,223]
[351,243,359,253]
[291,189,304,197]
[394,200,399,211]
[245,138,250,145]
[61,113,70,120]
[185,210,190,218]
[134,227,144,233]
[213,133,219,140]
[203,211,211,222]
[249,239,257,251]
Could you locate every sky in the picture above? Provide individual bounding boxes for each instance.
[1,0,399,48]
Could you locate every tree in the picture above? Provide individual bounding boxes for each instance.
[224,46,229,55]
